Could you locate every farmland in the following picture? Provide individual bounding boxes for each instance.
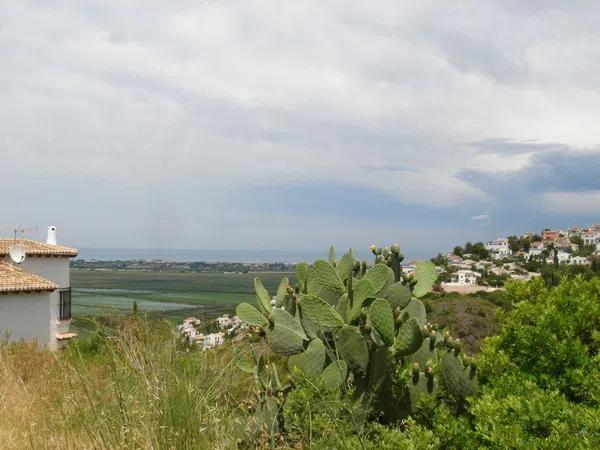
[71,269,295,321]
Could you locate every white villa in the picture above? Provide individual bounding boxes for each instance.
[582,232,600,246]
[528,241,545,258]
[0,227,78,350]
[485,239,512,260]
[569,256,590,266]
[444,269,481,287]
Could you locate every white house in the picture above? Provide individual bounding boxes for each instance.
[582,232,600,246]
[444,270,481,287]
[0,227,78,350]
[569,256,590,266]
[528,241,545,258]
[203,332,225,350]
[485,239,512,260]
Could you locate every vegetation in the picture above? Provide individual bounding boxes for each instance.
[1,246,598,449]
[71,269,294,320]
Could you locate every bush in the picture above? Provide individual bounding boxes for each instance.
[481,277,600,405]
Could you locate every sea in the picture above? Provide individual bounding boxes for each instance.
[76,248,427,264]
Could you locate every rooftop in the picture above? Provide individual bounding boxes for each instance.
[0,239,78,257]
[0,261,57,293]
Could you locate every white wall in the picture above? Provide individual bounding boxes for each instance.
[5,256,71,288]
[1,256,72,350]
[0,292,54,349]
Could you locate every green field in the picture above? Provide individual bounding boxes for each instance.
[71,269,294,321]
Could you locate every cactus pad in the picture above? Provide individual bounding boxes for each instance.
[336,325,369,373]
[368,298,395,346]
[413,261,436,298]
[348,278,375,322]
[266,309,307,355]
[288,338,326,379]
[254,277,272,314]
[320,360,348,391]
[401,298,427,325]
[335,293,349,322]
[383,282,412,310]
[336,252,356,283]
[362,263,394,294]
[395,318,424,356]
[296,262,309,292]
[328,245,336,266]
[236,303,268,327]
[407,372,438,412]
[405,337,437,367]
[440,350,478,399]
[312,260,346,295]
[299,294,345,329]
[275,277,289,307]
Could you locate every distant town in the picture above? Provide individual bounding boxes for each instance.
[71,223,600,293]
[427,223,600,292]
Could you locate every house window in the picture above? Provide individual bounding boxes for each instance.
[59,289,71,320]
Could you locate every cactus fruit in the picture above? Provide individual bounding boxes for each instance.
[368,298,396,346]
[299,294,345,329]
[236,303,269,327]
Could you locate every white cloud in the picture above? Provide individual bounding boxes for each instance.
[1,1,600,247]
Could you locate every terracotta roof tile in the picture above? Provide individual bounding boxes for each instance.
[0,239,78,257]
[0,261,57,293]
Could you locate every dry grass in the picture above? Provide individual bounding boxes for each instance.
[0,318,255,449]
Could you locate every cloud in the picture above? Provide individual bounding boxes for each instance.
[470,214,491,226]
[1,1,600,251]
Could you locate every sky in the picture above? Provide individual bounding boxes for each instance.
[2,1,600,257]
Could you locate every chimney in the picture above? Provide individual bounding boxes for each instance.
[47,226,57,245]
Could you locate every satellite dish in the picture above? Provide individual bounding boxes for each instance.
[9,244,26,264]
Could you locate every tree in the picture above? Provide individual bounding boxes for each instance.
[453,246,464,257]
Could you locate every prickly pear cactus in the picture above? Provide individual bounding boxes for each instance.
[234,243,477,430]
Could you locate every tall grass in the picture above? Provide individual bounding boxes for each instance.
[0,317,254,449]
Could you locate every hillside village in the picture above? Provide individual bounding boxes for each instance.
[427,224,600,292]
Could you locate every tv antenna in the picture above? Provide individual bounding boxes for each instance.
[9,244,26,264]
[13,224,38,241]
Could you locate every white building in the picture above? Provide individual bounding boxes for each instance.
[485,239,512,260]
[216,314,232,329]
[203,332,225,350]
[569,256,590,266]
[546,250,571,265]
[0,227,78,350]
[444,270,481,287]
[582,232,600,246]
[528,241,545,258]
